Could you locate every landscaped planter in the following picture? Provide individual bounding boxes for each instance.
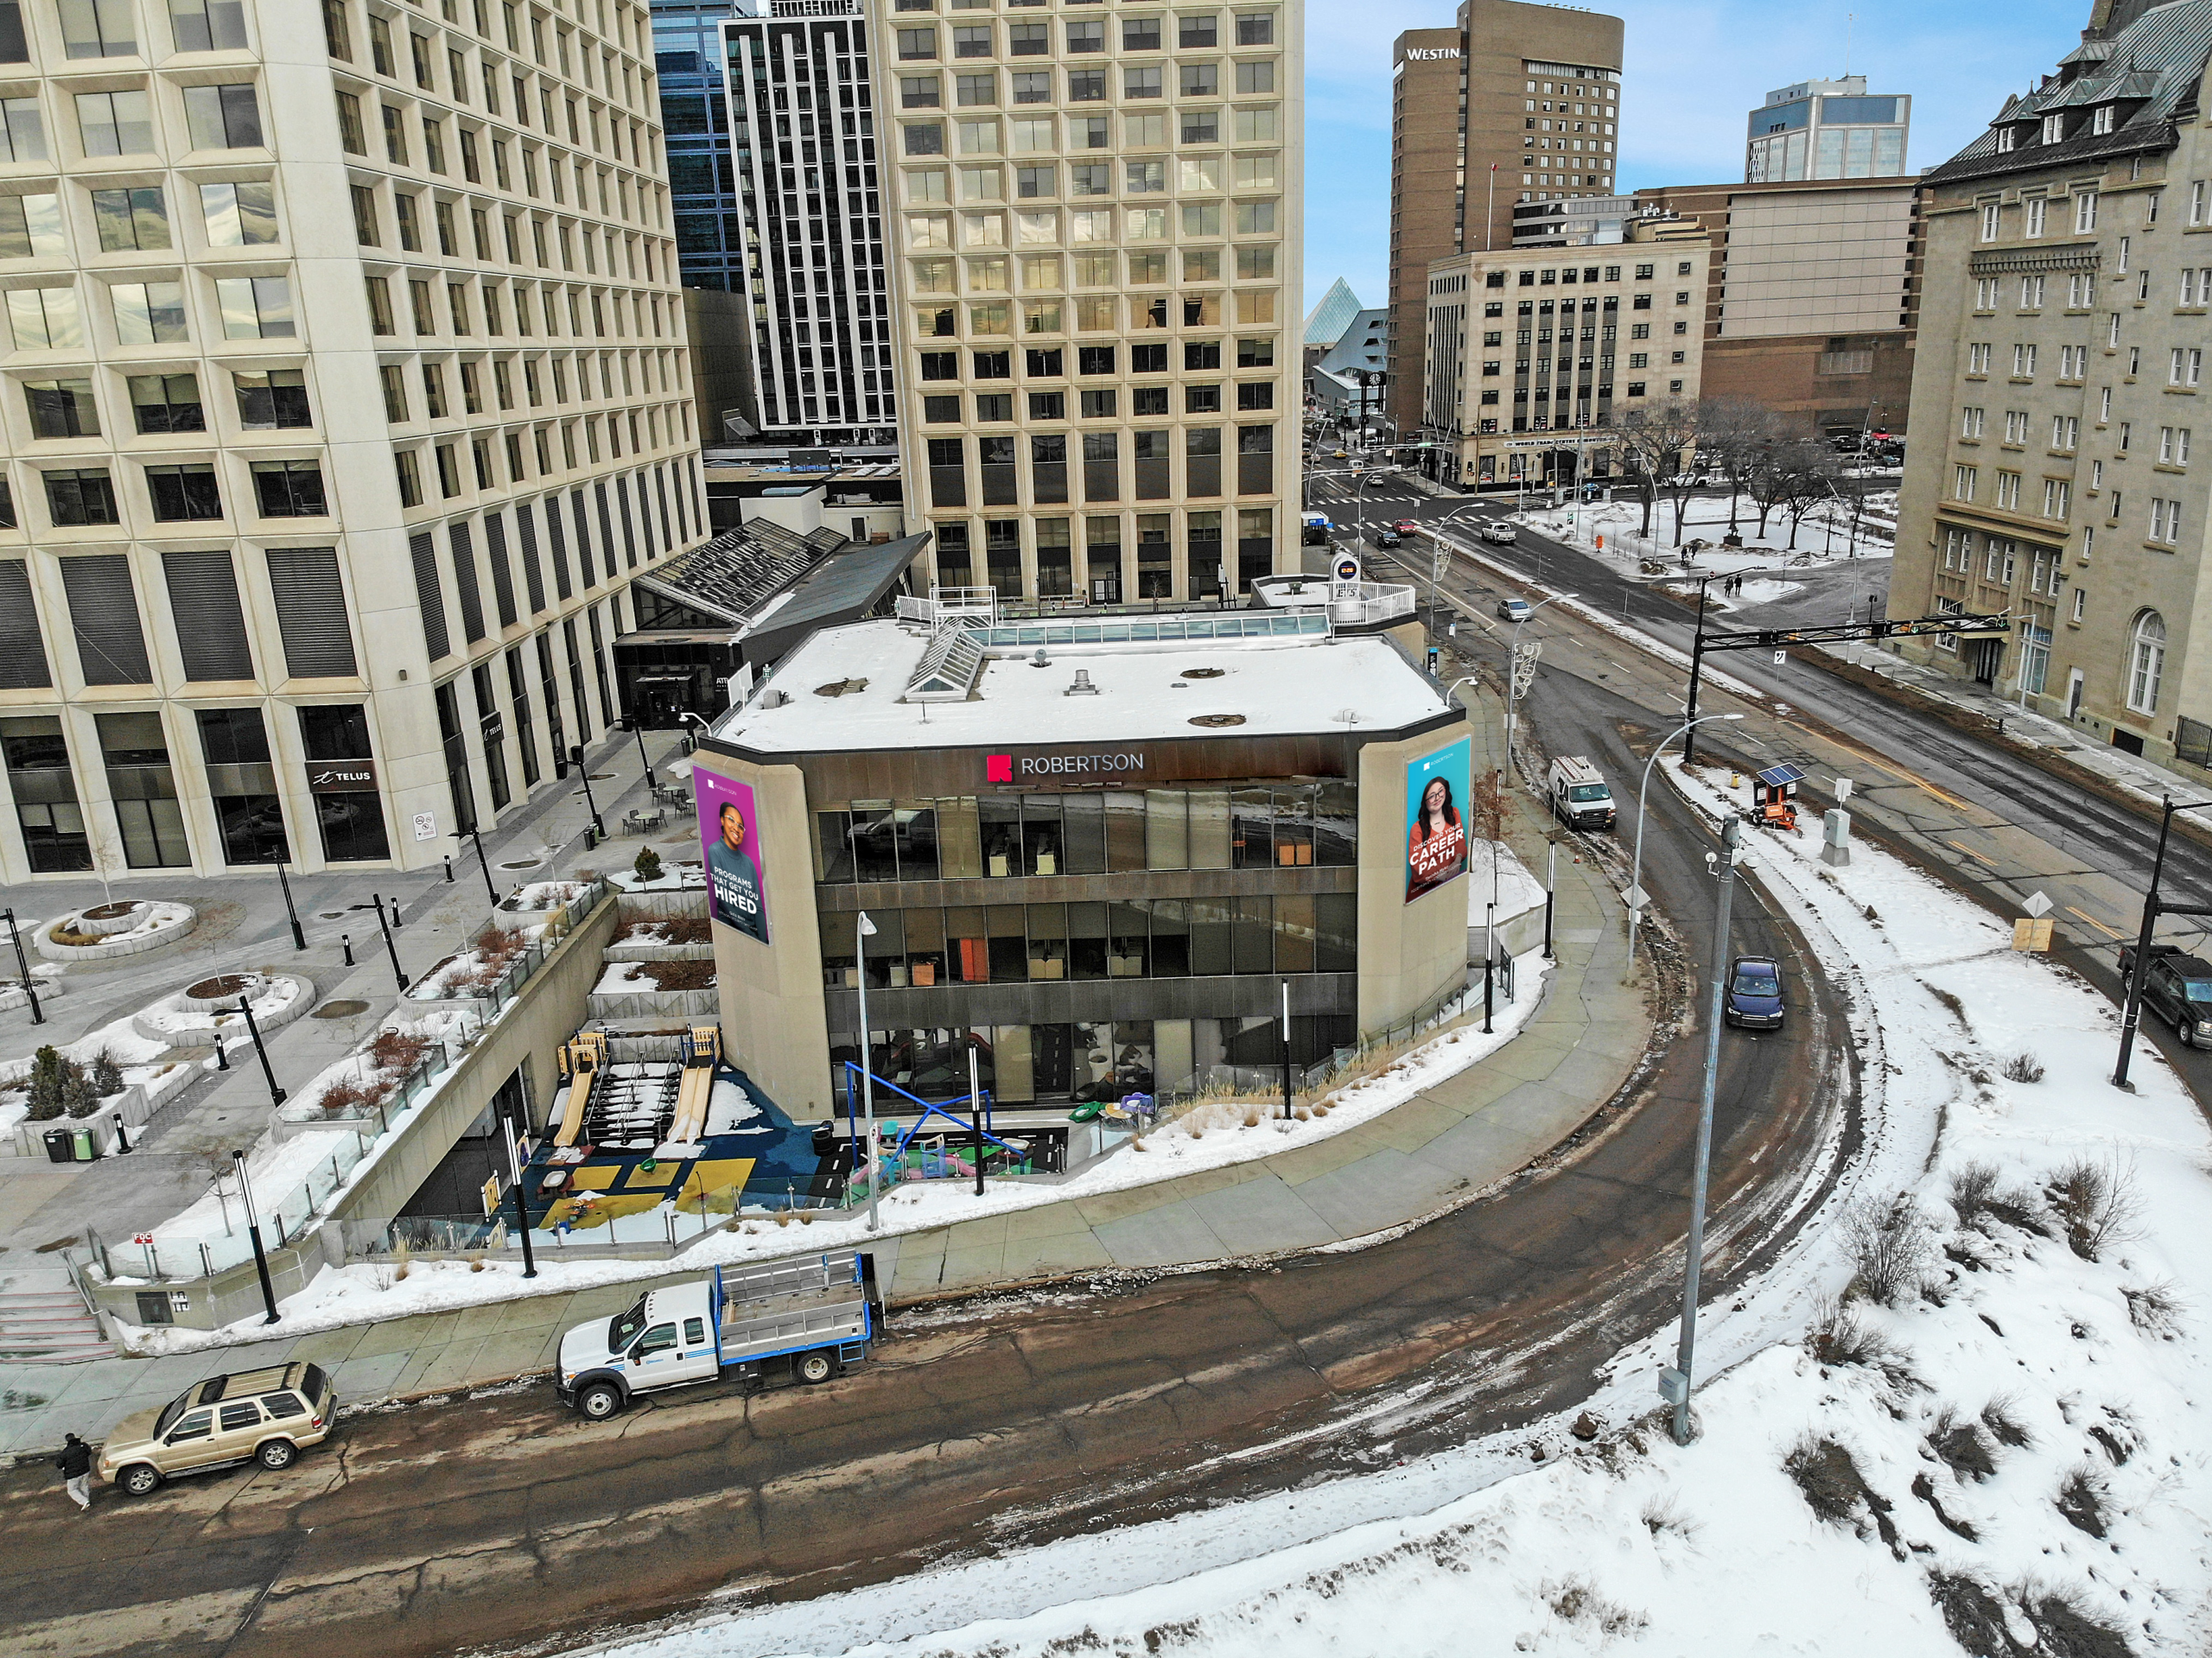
[37,901,197,962]
[130,973,313,1049]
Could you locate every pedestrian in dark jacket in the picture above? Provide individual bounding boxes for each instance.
[57,1433,92,1511]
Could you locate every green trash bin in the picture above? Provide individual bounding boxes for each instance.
[71,1126,94,1161]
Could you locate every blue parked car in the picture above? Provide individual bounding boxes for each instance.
[1723,956,1785,1029]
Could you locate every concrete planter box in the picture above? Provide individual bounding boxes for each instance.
[37,904,198,962]
[586,986,720,1020]
[601,940,716,962]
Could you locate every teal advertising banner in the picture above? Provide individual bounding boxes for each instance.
[1405,738,1471,905]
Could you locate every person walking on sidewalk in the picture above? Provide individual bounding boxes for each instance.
[56,1432,93,1512]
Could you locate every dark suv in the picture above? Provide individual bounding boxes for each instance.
[2120,943,2212,1046]
[1722,956,1785,1029]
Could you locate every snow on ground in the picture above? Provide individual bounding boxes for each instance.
[1469,840,1545,925]
[1523,489,1897,562]
[147,1129,359,1243]
[122,950,1554,1350]
[134,973,300,1038]
[571,763,2212,1658]
[594,961,652,994]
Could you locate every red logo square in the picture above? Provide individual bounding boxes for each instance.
[986,753,1013,783]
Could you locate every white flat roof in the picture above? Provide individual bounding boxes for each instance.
[712,619,1452,754]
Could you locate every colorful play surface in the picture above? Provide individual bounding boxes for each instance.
[520,1064,827,1229]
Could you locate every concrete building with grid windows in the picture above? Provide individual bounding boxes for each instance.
[0,0,709,884]
[1384,1,1623,438]
[879,0,1301,604]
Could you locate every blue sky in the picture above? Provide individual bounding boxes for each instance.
[1304,0,2090,315]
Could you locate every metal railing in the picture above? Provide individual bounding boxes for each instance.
[88,879,614,1287]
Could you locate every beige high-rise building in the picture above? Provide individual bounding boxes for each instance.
[1423,221,1709,493]
[0,0,703,886]
[1890,0,2212,772]
[878,1,1301,603]
[1385,0,1621,436]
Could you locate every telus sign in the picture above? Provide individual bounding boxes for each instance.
[986,751,1146,782]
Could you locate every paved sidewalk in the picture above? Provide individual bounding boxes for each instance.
[1812,637,2212,813]
[0,699,1654,1463]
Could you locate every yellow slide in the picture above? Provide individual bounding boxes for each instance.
[553,1032,609,1148]
[667,1026,721,1143]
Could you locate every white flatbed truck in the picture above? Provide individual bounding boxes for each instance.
[556,1250,882,1420]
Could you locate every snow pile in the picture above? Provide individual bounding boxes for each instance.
[581,765,2212,1658]
[1468,840,1546,925]
[132,973,302,1041]
[502,880,592,914]
[148,1129,359,1243]
[129,951,1554,1348]
[594,961,652,994]
[404,923,544,1001]
[279,1011,479,1124]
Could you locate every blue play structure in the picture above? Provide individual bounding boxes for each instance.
[838,1063,1029,1192]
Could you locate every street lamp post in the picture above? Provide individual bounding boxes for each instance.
[268,852,306,951]
[1503,593,1574,785]
[236,995,286,1107]
[232,1148,282,1325]
[628,717,658,791]
[1668,814,1742,1444]
[1627,713,1745,959]
[2,907,42,1025]
[856,912,881,1231]
[348,896,407,993]
[453,824,497,905]
[569,745,606,840]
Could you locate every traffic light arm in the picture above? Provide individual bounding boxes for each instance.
[1696,612,2012,654]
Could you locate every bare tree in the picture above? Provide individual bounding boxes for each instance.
[1775,439,1841,549]
[1613,398,1702,541]
[1699,397,1785,537]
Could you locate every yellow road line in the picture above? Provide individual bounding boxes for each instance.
[1817,734,1973,810]
[2065,905,2126,940]
[1946,837,1998,867]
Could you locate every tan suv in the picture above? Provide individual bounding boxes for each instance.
[98,1363,336,1496]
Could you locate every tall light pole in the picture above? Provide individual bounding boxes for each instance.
[1667,813,1741,1445]
[502,1092,537,1279]
[268,851,305,952]
[347,896,407,993]
[1503,593,1574,785]
[856,912,881,1231]
[1627,714,1745,958]
[627,716,658,791]
[232,1148,281,1325]
[236,994,287,1108]
[453,825,497,905]
[3,907,42,1025]
[569,745,606,840]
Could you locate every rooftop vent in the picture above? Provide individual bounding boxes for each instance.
[1031,647,1051,667]
[1065,669,1098,696]
[759,688,790,708]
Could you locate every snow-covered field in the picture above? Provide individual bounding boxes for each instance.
[121,950,1553,1350]
[1524,489,1897,564]
[585,765,2212,1658]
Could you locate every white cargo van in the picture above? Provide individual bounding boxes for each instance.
[1548,756,1617,831]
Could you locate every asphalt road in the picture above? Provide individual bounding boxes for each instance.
[0,643,1852,1656]
[1344,478,2212,1112]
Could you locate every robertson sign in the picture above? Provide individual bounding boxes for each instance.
[986,750,1146,782]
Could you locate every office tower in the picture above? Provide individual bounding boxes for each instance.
[1745,76,1910,182]
[1633,176,1919,436]
[1422,224,1711,492]
[1891,0,2210,762]
[719,0,894,445]
[0,0,704,885]
[881,1,1302,603]
[653,0,745,290]
[1387,0,1622,436]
